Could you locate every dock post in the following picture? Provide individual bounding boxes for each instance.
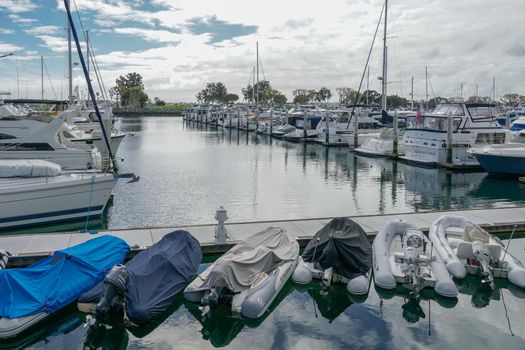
[393,110,399,157]
[237,108,241,129]
[446,111,453,164]
[325,110,330,144]
[214,206,229,244]
[206,108,209,124]
[270,108,273,135]
[506,112,511,128]
[303,111,308,139]
[353,110,359,149]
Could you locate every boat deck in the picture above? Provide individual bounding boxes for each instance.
[3,206,525,267]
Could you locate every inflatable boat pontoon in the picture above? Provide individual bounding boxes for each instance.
[372,220,458,298]
[429,215,525,289]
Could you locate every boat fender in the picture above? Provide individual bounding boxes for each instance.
[446,260,466,279]
[347,275,369,295]
[434,279,459,298]
[0,250,10,269]
[292,259,313,284]
[93,264,128,321]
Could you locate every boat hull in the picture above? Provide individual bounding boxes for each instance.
[472,152,525,176]
[0,173,116,229]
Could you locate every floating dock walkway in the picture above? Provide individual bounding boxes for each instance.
[4,206,525,267]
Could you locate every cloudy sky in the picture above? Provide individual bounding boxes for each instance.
[0,0,523,102]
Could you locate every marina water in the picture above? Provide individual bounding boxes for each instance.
[7,116,525,349]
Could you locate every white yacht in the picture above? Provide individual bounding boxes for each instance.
[317,109,383,147]
[355,127,405,157]
[0,160,115,230]
[401,103,506,167]
[0,109,99,170]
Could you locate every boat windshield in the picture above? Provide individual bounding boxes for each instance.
[466,105,496,118]
[432,104,464,116]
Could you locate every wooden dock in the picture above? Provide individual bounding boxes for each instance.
[3,207,525,267]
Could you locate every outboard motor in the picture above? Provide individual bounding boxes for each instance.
[472,240,494,288]
[91,264,129,323]
[403,230,426,298]
[0,250,10,270]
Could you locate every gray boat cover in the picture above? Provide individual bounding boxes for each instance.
[196,227,298,293]
[303,217,372,279]
[79,230,201,325]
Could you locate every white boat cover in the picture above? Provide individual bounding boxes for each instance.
[0,160,61,178]
[198,227,299,293]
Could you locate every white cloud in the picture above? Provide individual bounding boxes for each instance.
[0,28,15,34]
[8,13,37,24]
[3,0,525,102]
[0,0,37,13]
[24,25,61,35]
[112,27,182,44]
[0,42,22,52]
[35,35,68,53]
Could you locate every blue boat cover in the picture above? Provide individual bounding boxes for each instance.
[0,235,129,319]
[80,230,202,325]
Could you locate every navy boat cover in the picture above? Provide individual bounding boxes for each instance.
[0,235,129,319]
[303,217,372,280]
[80,230,202,325]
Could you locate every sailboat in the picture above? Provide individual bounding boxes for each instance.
[0,0,126,230]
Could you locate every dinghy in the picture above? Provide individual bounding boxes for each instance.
[184,227,299,319]
[429,215,525,289]
[372,220,458,298]
[0,235,129,339]
[292,217,372,295]
[78,230,201,326]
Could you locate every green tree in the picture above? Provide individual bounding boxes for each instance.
[114,72,148,109]
[335,87,359,105]
[500,93,525,107]
[225,93,239,105]
[316,87,332,103]
[292,89,316,104]
[361,90,381,105]
[386,95,409,109]
[198,82,228,103]
[269,89,287,106]
[427,97,447,109]
[154,97,166,106]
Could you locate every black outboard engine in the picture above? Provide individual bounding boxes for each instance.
[0,250,10,270]
[92,264,129,323]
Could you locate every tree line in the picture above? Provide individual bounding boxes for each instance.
[107,73,525,109]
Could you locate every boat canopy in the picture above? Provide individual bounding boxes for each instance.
[197,227,298,293]
[303,217,372,280]
[79,230,202,325]
[0,235,129,319]
[0,159,61,178]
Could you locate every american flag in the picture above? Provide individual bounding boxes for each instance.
[415,106,423,125]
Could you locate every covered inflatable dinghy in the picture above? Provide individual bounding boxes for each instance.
[78,230,201,326]
[0,235,129,339]
[292,217,372,295]
[184,227,299,319]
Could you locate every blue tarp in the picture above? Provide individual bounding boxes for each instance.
[80,230,202,325]
[0,235,130,319]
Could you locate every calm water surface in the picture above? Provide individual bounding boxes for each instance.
[5,117,525,349]
[103,117,525,230]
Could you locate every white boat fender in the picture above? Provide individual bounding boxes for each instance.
[346,275,369,295]
[291,258,313,285]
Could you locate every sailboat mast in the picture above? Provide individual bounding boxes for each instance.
[41,55,44,100]
[67,0,73,102]
[410,76,414,110]
[381,0,388,112]
[425,66,429,109]
[86,30,90,77]
[366,65,370,105]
